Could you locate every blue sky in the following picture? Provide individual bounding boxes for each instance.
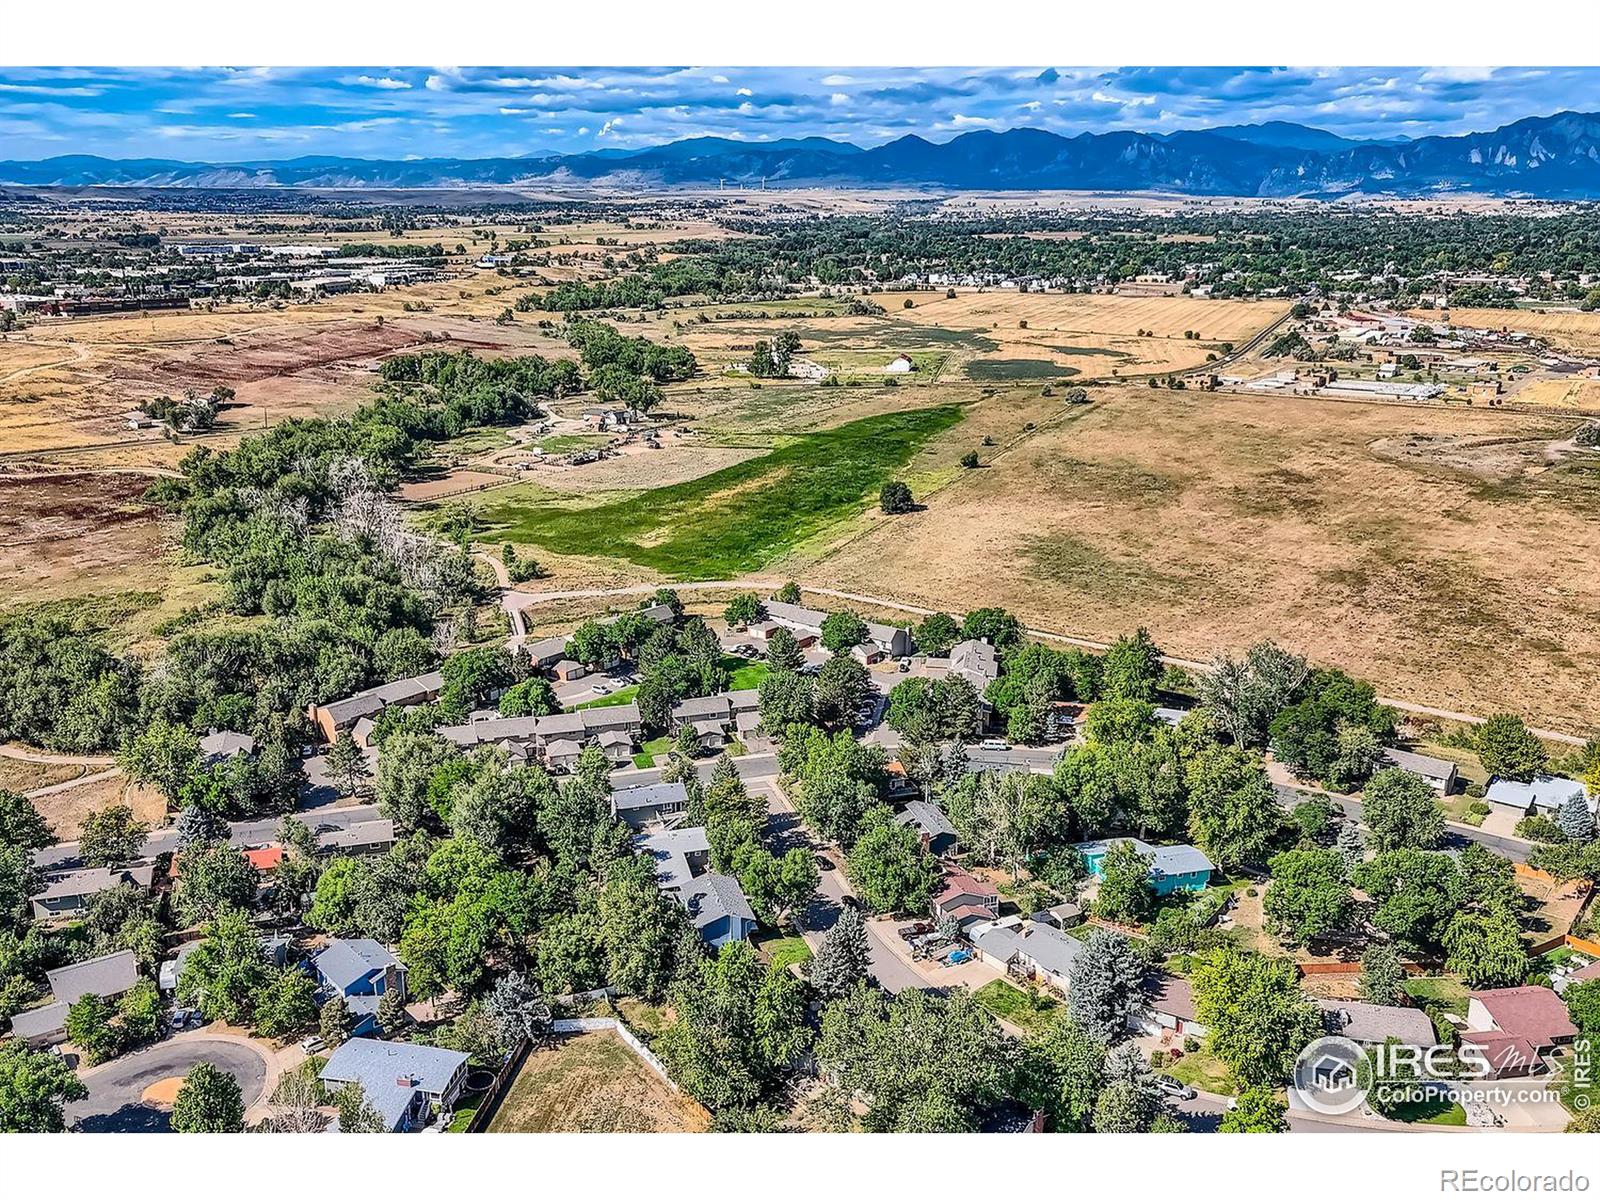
[1,66,1598,161]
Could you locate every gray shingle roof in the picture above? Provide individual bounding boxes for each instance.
[1017,924,1084,980]
[1382,747,1458,782]
[30,867,122,904]
[313,939,399,993]
[612,781,689,812]
[1316,998,1439,1047]
[319,1038,468,1130]
[199,730,255,759]
[686,872,756,930]
[9,1001,69,1042]
[46,949,139,1004]
[895,800,958,841]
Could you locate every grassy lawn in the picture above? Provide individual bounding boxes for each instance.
[762,936,813,972]
[614,997,675,1038]
[473,405,965,579]
[1442,792,1489,826]
[445,1092,484,1132]
[1163,1048,1238,1096]
[972,979,1061,1034]
[1405,976,1470,1017]
[727,659,770,690]
[486,1031,708,1132]
[1388,1097,1468,1125]
[574,686,640,709]
[632,735,672,768]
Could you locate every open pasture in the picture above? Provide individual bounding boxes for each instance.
[808,388,1600,730]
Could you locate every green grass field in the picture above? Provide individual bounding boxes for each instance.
[763,936,814,972]
[472,405,965,578]
[972,979,1061,1034]
[1163,1048,1237,1096]
[1404,976,1470,1017]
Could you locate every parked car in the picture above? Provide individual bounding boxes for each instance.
[591,681,613,695]
[1155,1075,1197,1101]
[814,853,836,872]
[979,738,1011,751]
[300,1035,327,1055]
[897,658,911,672]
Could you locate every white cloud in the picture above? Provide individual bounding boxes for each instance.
[597,118,623,138]
[0,83,105,97]
[227,112,256,119]
[577,126,590,135]
[821,74,853,86]
[711,75,729,84]
[424,74,451,92]
[830,93,850,106]
[736,87,752,97]
[348,75,411,90]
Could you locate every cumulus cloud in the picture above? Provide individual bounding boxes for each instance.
[348,75,411,90]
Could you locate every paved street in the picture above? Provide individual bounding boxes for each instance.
[1271,780,1532,863]
[65,1035,270,1133]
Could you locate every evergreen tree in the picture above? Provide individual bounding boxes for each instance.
[319,997,352,1048]
[809,904,871,1000]
[1067,928,1147,1043]
[1336,820,1367,869]
[1358,943,1406,1007]
[1558,790,1596,843]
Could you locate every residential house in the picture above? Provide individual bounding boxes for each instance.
[313,938,408,1037]
[1131,974,1210,1040]
[198,729,255,767]
[637,827,757,947]
[611,781,690,830]
[597,728,635,764]
[968,918,1083,993]
[895,800,960,857]
[1315,999,1439,1047]
[1381,748,1459,794]
[320,1039,469,1132]
[307,670,445,745]
[552,659,588,683]
[317,819,396,857]
[13,950,144,1046]
[29,867,148,920]
[1461,986,1578,1078]
[932,866,1000,926]
[1484,775,1591,818]
[522,635,570,671]
[544,738,584,772]
[947,639,999,694]
[1075,838,1214,895]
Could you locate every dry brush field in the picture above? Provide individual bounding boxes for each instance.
[807,388,1600,731]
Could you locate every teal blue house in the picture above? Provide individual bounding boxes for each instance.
[1075,837,1214,895]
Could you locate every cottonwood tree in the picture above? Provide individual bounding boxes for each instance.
[0,791,53,852]
[1092,840,1155,924]
[265,1059,329,1134]
[172,1062,245,1133]
[1198,641,1308,748]
[1360,768,1445,851]
[334,1082,388,1133]
[1018,1015,1106,1132]
[78,804,149,869]
[1263,849,1352,947]
[1444,907,1528,988]
[1190,945,1321,1088]
[1475,713,1547,782]
[1185,744,1282,872]
[326,731,370,797]
[0,1041,87,1132]
[1220,1085,1289,1132]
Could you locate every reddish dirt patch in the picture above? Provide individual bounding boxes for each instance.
[0,470,169,602]
[154,320,432,386]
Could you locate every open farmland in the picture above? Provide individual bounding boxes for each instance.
[462,404,966,579]
[808,389,1600,730]
[0,469,175,603]
[486,1032,709,1133]
[1413,306,1600,355]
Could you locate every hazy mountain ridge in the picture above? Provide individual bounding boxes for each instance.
[4,111,1600,196]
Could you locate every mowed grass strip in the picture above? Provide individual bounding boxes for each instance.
[473,405,964,578]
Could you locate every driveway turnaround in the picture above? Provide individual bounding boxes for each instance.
[66,1037,270,1132]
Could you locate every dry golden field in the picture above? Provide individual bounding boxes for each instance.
[1416,306,1600,355]
[806,388,1600,731]
[1505,377,1600,412]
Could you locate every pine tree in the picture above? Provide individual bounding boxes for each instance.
[176,803,225,850]
[377,988,407,1036]
[1558,790,1596,843]
[1067,929,1148,1043]
[1357,943,1405,1007]
[326,731,369,797]
[319,997,352,1048]
[809,905,871,1000]
[1336,820,1367,869]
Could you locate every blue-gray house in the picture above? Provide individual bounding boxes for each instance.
[312,938,407,1036]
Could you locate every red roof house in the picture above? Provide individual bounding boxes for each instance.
[932,867,1000,924]
[1466,986,1577,1052]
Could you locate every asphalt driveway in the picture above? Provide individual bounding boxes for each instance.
[66,1037,270,1132]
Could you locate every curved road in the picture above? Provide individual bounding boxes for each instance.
[66,1036,270,1132]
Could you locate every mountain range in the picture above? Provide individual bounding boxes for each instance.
[4,111,1600,197]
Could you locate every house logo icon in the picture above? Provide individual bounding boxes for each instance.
[1292,1036,1368,1115]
